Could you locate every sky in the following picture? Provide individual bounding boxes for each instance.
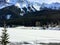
[7,0,60,4]
[28,0,60,4]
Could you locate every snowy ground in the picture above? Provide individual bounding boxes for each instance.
[0,26,60,43]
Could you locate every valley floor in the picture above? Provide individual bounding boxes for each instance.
[0,26,60,45]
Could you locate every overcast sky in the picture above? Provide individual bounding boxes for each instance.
[28,0,60,4]
[7,0,60,4]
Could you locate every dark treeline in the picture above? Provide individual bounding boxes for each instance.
[0,5,60,27]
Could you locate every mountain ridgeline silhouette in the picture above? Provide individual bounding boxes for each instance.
[0,2,60,27]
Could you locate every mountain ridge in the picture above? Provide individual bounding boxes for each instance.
[0,0,60,16]
[0,0,60,12]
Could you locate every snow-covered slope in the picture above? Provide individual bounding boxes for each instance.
[41,2,60,10]
[0,0,60,15]
[15,0,41,12]
[1,0,60,11]
[0,0,13,9]
[9,0,60,12]
[14,0,60,11]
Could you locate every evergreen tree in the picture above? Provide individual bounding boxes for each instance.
[1,22,9,45]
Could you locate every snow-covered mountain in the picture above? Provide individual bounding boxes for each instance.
[9,0,60,11]
[0,0,12,9]
[41,2,60,10]
[0,0,60,13]
[15,0,41,12]
[14,0,41,15]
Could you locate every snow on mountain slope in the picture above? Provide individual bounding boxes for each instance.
[50,2,60,9]
[32,2,41,11]
[0,0,60,13]
[0,0,13,9]
[15,0,41,12]
[41,2,60,10]
[0,3,12,9]
[8,0,60,11]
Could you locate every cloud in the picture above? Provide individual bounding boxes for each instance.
[7,0,17,4]
[28,0,60,4]
[7,0,60,4]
